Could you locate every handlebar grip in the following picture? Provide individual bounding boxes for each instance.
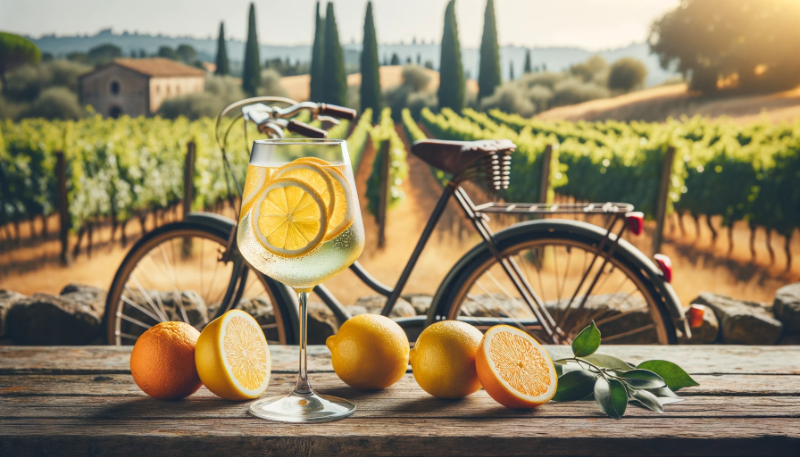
[287,120,328,139]
[318,103,356,120]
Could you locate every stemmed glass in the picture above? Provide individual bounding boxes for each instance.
[237,138,365,422]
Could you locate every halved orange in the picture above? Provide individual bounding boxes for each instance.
[475,325,558,409]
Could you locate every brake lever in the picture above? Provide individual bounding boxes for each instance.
[317,115,341,125]
[242,103,274,125]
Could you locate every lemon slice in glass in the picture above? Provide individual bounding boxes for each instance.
[240,165,270,220]
[252,178,328,257]
[272,161,334,218]
[294,158,354,241]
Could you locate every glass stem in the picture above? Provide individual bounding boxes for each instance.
[294,290,313,395]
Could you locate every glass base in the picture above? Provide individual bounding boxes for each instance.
[249,390,356,423]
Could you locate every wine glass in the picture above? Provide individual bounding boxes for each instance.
[237,138,365,422]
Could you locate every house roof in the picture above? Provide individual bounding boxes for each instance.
[112,58,206,77]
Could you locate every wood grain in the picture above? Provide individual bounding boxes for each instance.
[0,346,798,456]
[2,345,798,374]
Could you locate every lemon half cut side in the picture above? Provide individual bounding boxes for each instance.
[271,161,335,218]
[252,177,328,258]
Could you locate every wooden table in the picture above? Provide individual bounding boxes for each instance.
[1,345,798,456]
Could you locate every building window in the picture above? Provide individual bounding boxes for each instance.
[109,106,123,119]
[110,81,120,96]
[166,85,171,95]
[155,85,160,94]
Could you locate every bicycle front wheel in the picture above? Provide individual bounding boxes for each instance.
[440,229,676,345]
[104,221,290,345]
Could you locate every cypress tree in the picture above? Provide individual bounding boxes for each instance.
[477,0,501,100]
[214,22,229,76]
[437,0,465,112]
[523,49,532,74]
[360,1,381,118]
[242,3,261,96]
[309,2,325,101]
[321,2,347,105]
[509,61,514,80]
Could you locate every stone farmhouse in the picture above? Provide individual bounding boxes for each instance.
[79,58,205,118]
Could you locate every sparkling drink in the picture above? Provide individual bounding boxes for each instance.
[236,139,365,422]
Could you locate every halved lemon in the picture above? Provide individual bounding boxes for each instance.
[240,165,270,220]
[271,161,334,218]
[252,177,328,257]
[195,310,271,400]
[475,325,558,409]
[294,158,354,241]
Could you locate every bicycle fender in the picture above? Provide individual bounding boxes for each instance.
[185,211,237,234]
[426,219,685,332]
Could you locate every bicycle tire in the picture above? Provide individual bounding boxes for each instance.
[428,219,678,344]
[104,220,294,345]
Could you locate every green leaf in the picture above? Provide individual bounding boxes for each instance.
[553,370,598,402]
[582,353,633,372]
[571,321,601,357]
[637,360,699,390]
[594,377,627,419]
[631,389,663,414]
[647,386,685,406]
[618,369,666,389]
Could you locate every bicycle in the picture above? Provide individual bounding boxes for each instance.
[105,97,691,346]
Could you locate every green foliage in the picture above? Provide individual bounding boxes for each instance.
[242,2,261,96]
[20,87,83,121]
[176,44,197,64]
[477,0,501,100]
[360,2,382,119]
[214,22,230,76]
[422,107,800,238]
[258,69,288,98]
[569,55,608,85]
[346,108,373,170]
[608,57,647,92]
[390,53,400,66]
[309,1,326,102]
[157,46,179,61]
[554,322,696,419]
[383,65,436,121]
[0,111,371,231]
[87,43,122,65]
[158,74,245,120]
[0,32,42,84]
[263,57,308,77]
[322,2,347,105]
[2,60,91,104]
[366,108,408,216]
[649,0,800,92]
[437,0,465,112]
[523,49,532,74]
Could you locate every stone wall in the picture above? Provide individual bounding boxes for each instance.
[81,66,150,118]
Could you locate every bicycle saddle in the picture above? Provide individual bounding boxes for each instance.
[411,139,516,178]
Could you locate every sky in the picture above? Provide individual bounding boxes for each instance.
[0,0,680,51]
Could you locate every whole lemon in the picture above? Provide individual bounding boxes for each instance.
[130,321,203,400]
[409,320,483,399]
[326,314,409,390]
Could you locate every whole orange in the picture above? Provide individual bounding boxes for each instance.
[130,321,203,400]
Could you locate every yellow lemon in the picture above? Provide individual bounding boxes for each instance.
[409,320,483,399]
[195,310,271,400]
[252,177,328,257]
[294,158,354,240]
[326,314,409,390]
[239,164,271,221]
[272,161,334,217]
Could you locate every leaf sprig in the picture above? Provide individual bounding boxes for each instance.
[552,321,699,419]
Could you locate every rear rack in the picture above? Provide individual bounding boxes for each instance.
[473,202,635,215]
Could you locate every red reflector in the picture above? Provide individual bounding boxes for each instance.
[654,254,672,283]
[688,304,705,329]
[626,212,644,236]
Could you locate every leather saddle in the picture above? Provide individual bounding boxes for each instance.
[411,139,516,177]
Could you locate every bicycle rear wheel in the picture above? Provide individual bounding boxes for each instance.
[104,221,289,345]
[441,231,675,344]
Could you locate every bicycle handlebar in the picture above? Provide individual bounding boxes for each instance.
[287,120,328,138]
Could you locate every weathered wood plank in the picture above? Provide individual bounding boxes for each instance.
[1,373,799,398]
[1,418,797,457]
[2,346,798,375]
[0,346,333,375]
[2,391,798,419]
